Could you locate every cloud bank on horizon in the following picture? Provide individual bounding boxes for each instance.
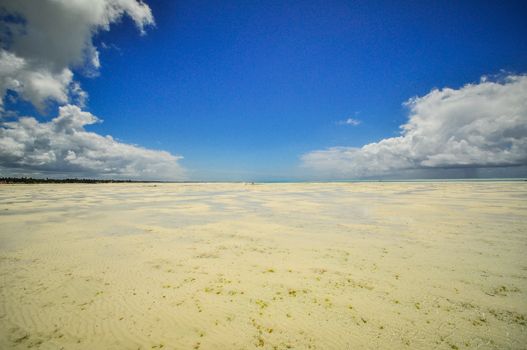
[0,0,185,179]
[303,75,527,179]
[0,105,184,180]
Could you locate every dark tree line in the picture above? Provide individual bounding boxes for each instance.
[0,177,157,184]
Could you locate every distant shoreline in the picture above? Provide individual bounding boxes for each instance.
[0,177,525,184]
[0,177,154,184]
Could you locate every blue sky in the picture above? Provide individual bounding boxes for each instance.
[1,1,527,180]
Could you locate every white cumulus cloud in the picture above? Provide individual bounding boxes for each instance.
[0,0,154,111]
[337,118,361,126]
[302,74,527,178]
[0,1,187,180]
[0,105,185,180]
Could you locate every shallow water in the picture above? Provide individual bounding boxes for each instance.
[1,182,526,349]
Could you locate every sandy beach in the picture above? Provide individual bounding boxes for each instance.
[0,182,526,349]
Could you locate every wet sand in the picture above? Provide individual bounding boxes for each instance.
[0,182,526,349]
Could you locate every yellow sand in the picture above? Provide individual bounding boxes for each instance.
[0,182,526,349]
